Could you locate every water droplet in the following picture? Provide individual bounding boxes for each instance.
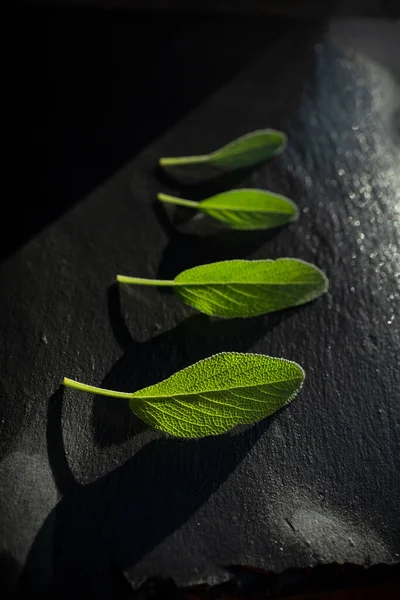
[351,124,359,131]
[338,168,345,176]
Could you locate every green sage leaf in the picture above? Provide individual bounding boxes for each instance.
[159,129,286,183]
[63,352,305,438]
[158,189,298,231]
[117,258,329,318]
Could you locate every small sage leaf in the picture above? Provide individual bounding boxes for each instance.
[159,129,286,183]
[117,258,329,318]
[63,352,305,438]
[158,189,298,231]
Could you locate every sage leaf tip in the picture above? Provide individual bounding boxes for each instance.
[267,127,287,153]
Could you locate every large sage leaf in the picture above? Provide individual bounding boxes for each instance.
[117,258,329,318]
[63,352,305,438]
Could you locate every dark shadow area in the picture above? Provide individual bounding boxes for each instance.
[0,550,20,599]
[392,107,400,146]
[92,379,149,447]
[154,159,266,190]
[109,562,137,600]
[7,4,290,264]
[19,369,276,599]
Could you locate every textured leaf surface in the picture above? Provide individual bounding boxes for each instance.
[130,352,305,437]
[159,129,286,172]
[173,258,329,318]
[158,189,298,230]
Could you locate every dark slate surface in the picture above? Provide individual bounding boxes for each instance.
[1,10,400,599]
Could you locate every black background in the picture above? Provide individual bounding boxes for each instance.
[2,4,400,598]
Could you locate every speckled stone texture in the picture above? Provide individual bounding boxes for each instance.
[1,11,399,600]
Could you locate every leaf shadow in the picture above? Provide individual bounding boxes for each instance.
[0,550,20,599]
[152,200,282,288]
[46,386,80,496]
[20,364,277,599]
[154,160,264,193]
[91,283,292,448]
